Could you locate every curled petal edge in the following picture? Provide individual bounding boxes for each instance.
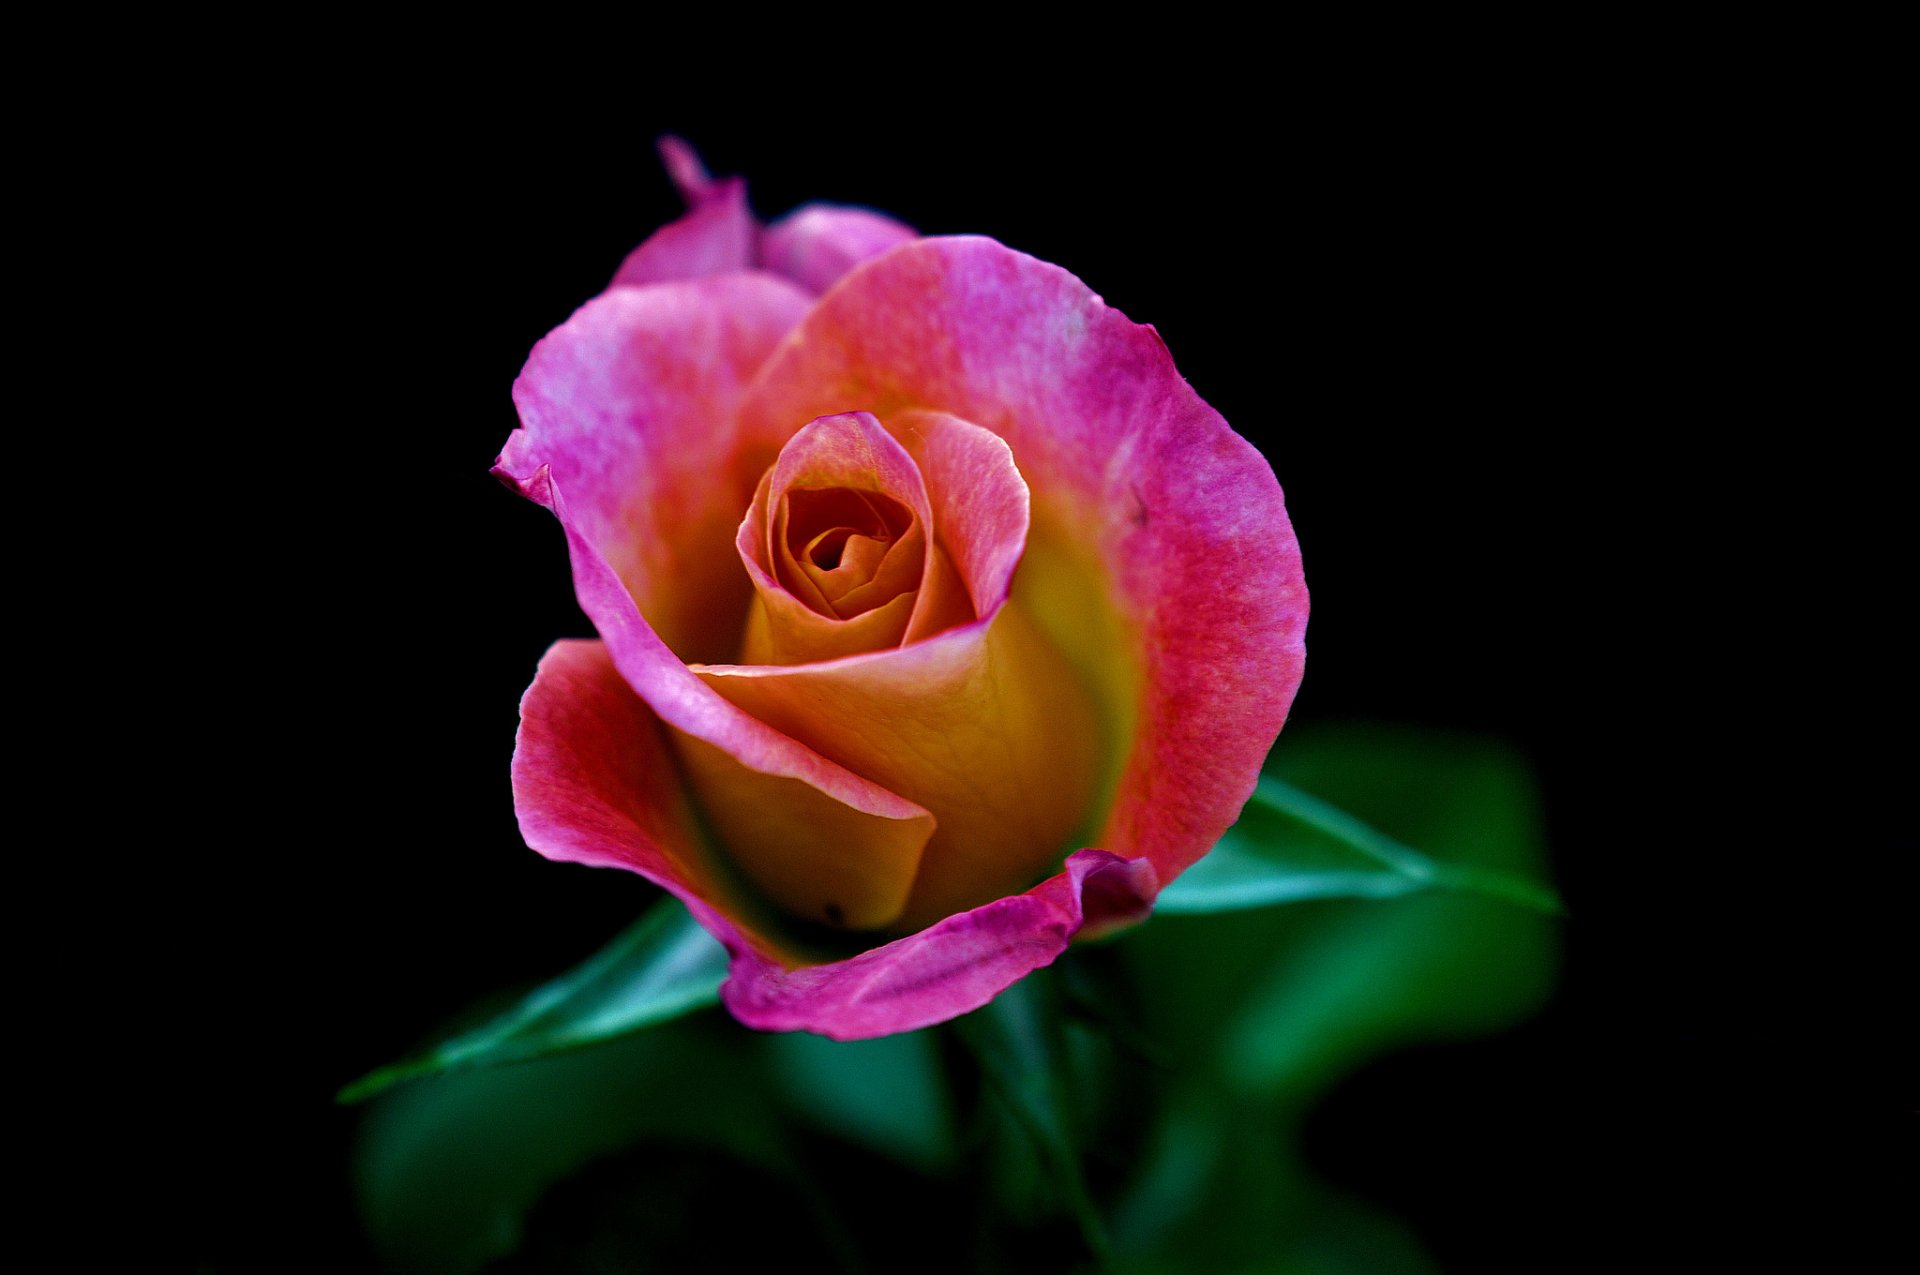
[514,637,1159,1039]
[500,462,935,837]
[722,848,1158,1039]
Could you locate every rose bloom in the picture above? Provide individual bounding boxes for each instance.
[496,141,1308,1039]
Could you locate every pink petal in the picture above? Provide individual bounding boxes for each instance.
[886,410,1029,618]
[516,643,1154,1038]
[655,135,715,205]
[500,279,938,935]
[609,141,919,297]
[722,849,1158,1039]
[511,639,780,961]
[510,475,937,934]
[609,177,757,289]
[501,273,810,663]
[761,203,919,296]
[735,236,1309,889]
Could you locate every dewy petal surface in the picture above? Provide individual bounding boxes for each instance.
[735,236,1310,889]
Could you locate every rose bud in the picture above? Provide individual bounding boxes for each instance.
[496,141,1307,1039]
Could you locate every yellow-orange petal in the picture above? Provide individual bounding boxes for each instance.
[501,272,814,664]
[668,727,934,933]
[803,526,890,607]
[733,411,973,666]
[695,600,1101,933]
[695,413,1099,932]
[734,461,915,664]
[776,486,920,619]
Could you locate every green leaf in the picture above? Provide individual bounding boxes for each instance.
[1110,724,1562,1267]
[1130,725,1561,1095]
[1215,732,1560,1098]
[338,897,729,1103]
[1156,774,1562,916]
[354,1016,794,1275]
[763,1028,956,1173]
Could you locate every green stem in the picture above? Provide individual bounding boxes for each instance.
[955,978,1112,1263]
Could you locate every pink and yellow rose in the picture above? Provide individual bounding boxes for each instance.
[495,141,1307,1039]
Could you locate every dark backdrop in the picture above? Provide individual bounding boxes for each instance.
[182,87,1907,1270]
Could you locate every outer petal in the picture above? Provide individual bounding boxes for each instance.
[500,278,938,941]
[511,639,779,960]
[516,642,1154,1038]
[502,273,810,664]
[655,135,715,206]
[762,203,919,296]
[722,849,1157,1040]
[611,138,918,298]
[610,174,758,288]
[610,140,756,288]
[735,236,1309,890]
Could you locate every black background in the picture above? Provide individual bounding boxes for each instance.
[175,70,1908,1271]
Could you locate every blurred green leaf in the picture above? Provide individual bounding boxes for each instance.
[338,898,728,1104]
[346,723,1561,1274]
[1157,776,1561,916]
[1220,730,1560,1097]
[763,1028,955,1173]
[355,1016,793,1275]
[956,975,1110,1261]
[1113,723,1562,1268]
[1105,1093,1223,1256]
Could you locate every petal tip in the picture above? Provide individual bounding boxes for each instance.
[490,443,552,507]
[655,135,713,205]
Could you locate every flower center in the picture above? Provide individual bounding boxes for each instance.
[729,411,978,666]
[779,487,916,618]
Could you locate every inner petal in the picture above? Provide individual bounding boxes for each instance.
[733,411,962,666]
[696,412,1103,935]
[808,531,890,603]
[806,527,861,572]
[779,486,918,619]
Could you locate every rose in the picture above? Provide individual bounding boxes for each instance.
[494,140,1308,1040]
